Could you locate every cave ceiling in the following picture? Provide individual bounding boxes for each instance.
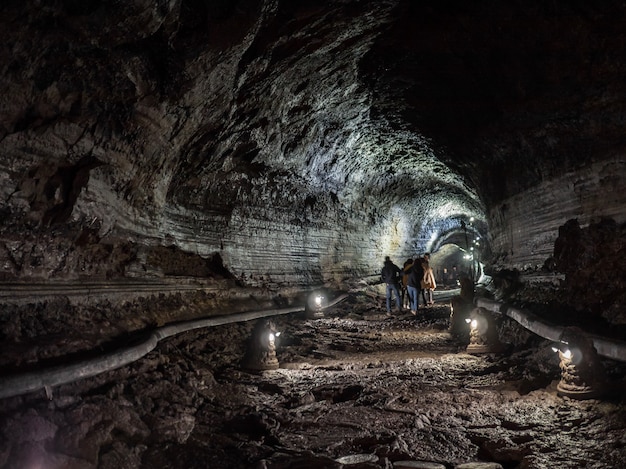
[0,0,625,284]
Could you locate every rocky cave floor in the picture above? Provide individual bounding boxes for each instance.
[1,292,626,469]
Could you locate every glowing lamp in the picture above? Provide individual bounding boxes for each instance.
[241,320,280,371]
[465,307,504,354]
[554,327,607,399]
[306,291,326,319]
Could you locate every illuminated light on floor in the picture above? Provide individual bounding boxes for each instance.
[554,327,607,399]
[465,307,504,354]
[306,291,326,319]
[241,319,280,371]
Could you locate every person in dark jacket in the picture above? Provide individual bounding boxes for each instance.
[407,256,425,315]
[381,256,402,315]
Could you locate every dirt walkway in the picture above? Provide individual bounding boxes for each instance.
[1,294,625,468]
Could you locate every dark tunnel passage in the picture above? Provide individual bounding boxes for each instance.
[1,1,626,468]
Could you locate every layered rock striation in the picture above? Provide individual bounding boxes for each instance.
[0,0,624,325]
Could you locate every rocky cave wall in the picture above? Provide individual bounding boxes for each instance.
[0,0,625,323]
[0,0,486,289]
[361,1,626,273]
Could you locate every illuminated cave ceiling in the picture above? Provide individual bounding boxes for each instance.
[1,0,625,290]
[2,4,626,467]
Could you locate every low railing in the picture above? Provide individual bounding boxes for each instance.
[474,297,626,363]
[0,291,351,400]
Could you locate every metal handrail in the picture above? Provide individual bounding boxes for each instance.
[0,292,352,400]
[474,297,626,362]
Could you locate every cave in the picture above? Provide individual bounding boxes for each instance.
[1,1,626,468]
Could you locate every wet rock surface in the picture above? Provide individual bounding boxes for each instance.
[1,292,625,469]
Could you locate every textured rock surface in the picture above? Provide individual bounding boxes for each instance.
[3,0,623,291]
[1,297,624,469]
[1,2,626,467]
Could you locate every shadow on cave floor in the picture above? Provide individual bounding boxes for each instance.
[1,292,625,469]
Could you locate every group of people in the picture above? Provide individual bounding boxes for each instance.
[381,254,436,315]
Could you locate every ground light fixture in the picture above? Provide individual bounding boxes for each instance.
[241,319,281,371]
[306,290,326,319]
[552,327,607,399]
[465,307,504,354]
